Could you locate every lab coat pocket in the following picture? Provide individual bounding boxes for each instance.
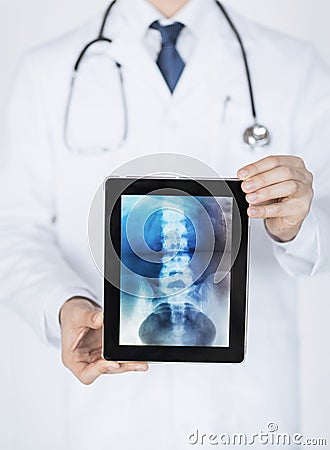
[64,42,126,155]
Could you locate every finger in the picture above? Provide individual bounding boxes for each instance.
[245,180,304,204]
[237,155,305,180]
[241,166,306,194]
[74,359,120,385]
[248,201,299,219]
[75,327,102,353]
[72,309,103,330]
[115,362,149,374]
[71,327,90,352]
[62,313,103,355]
[74,360,149,385]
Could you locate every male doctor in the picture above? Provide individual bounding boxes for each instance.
[1,0,330,448]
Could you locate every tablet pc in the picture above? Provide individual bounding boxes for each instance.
[103,177,249,363]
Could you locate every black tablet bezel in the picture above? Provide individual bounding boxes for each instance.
[103,177,249,363]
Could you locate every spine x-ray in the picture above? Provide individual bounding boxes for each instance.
[119,195,233,347]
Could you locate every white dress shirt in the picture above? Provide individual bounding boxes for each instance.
[144,2,197,63]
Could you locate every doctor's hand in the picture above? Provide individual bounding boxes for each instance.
[238,155,314,243]
[60,297,148,385]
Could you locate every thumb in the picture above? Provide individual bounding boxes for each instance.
[79,309,103,329]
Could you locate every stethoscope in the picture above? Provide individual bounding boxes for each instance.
[64,0,271,154]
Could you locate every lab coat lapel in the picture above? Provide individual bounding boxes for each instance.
[108,26,171,101]
[97,8,252,108]
[173,31,215,100]
[94,0,243,102]
[172,27,234,102]
[171,7,256,102]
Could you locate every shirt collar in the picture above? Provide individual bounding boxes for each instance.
[172,0,218,36]
[114,0,220,39]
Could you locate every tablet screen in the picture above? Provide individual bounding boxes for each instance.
[119,195,233,348]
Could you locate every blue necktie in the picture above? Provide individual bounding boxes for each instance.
[150,21,185,94]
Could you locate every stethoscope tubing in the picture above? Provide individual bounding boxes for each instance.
[65,0,271,152]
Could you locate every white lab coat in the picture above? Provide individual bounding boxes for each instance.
[1,1,330,449]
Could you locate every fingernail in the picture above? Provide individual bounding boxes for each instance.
[248,207,258,217]
[107,362,120,370]
[243,181,255,192]
[135,365,148,371]
[238,169,249,179]
[246,193,258,202]
[93,312,102,324]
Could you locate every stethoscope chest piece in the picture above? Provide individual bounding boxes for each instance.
[243,124,271,150]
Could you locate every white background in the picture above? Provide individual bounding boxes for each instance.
[0,0,329,447]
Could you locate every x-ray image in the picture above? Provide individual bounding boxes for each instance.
[119,195,232,347]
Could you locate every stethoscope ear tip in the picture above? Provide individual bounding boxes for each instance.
[244,124,271,150]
